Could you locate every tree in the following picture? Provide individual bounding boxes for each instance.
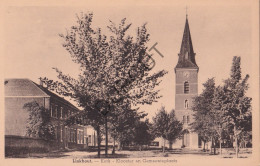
[152,106,183,153]
[23,101,55,140]
[191,78,216,152]
[133,119,155,150]
[211,86,229,155]
[220,56,252,158]
[40,12,167,157]
[108,105,147,151]
[166,110,183,149]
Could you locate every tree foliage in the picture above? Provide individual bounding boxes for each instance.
[108,105,147,149]
[191,56,252,156]
[221,56,252,157]
[152,106,183,151]
[23,101,55,140]
[133,119,155,146]
[40,12,167,111]
[40,12,167,156]
[191,78,216,148]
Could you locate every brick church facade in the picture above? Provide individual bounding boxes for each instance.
[174,16,201,148]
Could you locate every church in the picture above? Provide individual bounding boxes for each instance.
[153,15,201,149]
[174,15,201,148]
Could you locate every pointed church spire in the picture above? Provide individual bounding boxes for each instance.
[175,15,198,69]
[186,6,188,19]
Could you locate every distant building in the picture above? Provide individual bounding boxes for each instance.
[5,78,96,151]
[174,15,201,148]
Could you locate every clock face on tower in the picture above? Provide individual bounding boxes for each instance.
[183,71,190,78]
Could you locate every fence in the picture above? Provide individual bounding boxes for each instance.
[5,135,59,157]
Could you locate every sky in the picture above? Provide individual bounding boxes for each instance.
[3,1,256,120]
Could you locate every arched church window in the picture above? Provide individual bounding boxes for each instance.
[184,81,189,94]
[184,100,189,109]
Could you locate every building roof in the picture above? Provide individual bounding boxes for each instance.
[175,17,199,69]
[4,79,49,97]
[5,78,79,111]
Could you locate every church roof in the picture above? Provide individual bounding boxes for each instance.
[175,17,198,69]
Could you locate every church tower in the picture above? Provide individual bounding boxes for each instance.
[175,15,200,148]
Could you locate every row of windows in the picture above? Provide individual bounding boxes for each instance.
[50,105,75,119]
[54,127,85,144]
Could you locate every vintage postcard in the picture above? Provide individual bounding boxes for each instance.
[0,0,259,165]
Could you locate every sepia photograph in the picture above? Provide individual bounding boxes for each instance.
[1,0,259,165]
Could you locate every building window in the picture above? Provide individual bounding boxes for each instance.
[65,126,68,142]
[187,115,190,124]
[55,106,58,118]
[70,129,73,142]
[82,131,84,144]
[184,81,189,94]
[184,100,189,109]
[80,131,83,144]
[183,116,186,124]
[77,130,80,144]
[55,126,58,140]
[65,109,68,118]
[60,127,63,142]
[60,107,63,119]
[50,105,53,117]
[67,110,69,118]
[74,129,76,143]
[72,130,74,143]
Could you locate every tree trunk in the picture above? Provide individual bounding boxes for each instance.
[112,137,115,155]
[97,126,101,158]
[117,141,121,151]
[219,138,222,155]
[210,137,213,154]
[182,135,184,148]
[234,126,238,158]
[162,138,165,153]
[213,139,216,155]
[169,141,173,150]
[105,116,108,157]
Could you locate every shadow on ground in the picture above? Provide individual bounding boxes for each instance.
[6,148,252,159]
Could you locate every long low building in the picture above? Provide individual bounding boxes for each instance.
[5,78,97,153]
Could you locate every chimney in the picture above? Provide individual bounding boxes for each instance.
[39,78,43,86]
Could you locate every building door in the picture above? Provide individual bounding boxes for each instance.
[183,131,190,147]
